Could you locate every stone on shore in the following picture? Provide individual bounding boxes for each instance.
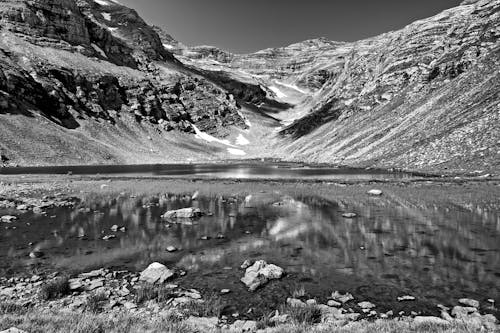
[0,328,28,333]
[230,320,257,332]
[139,262,174,284]
[185,316,218,331]
[241,260,284,291]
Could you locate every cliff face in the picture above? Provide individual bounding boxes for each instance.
[0,0,248,165]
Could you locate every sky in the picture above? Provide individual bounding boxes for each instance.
[117,0,463,54]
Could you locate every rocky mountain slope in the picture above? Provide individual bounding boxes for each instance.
[159,0,500,173]
[0,0,499,172]
[0,0,248,165]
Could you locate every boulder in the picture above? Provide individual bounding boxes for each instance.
[162,207,203,219]
[139,262,174,284]
[241,260,284,291]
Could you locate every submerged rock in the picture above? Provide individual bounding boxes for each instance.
[161,207,203,219]
[139,262,174,284]
[241,260,284,291]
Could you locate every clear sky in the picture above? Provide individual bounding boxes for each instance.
[117,0,463,53]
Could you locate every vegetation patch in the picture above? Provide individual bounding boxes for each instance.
[39,277,71,301]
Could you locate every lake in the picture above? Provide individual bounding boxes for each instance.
[0,176,498,318]
[0,162,419,180]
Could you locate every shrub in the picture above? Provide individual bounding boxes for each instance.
[181,294,223,318]
[39,277,71,301]
[135,284,175,304]
[84,292,108,314]
[280,304,322,325]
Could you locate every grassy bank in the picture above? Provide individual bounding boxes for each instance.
[0,310,486,333]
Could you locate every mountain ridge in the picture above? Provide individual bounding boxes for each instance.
[0,0,498,173]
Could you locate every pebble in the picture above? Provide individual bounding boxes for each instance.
[102,235,116,240]
[221,289,231,294]
[342,213,357,218]
[397,295,416,301]
[29,250,44,259]
[327,300,342,307]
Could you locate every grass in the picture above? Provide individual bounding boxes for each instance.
[134,284,175,304]
[0,310,192,333]
[0,302,30,315]
[0,310,489,333]
[180,293,224,318]
[39,277,71,301]
[280,304,322,325]
[84,292,108,314]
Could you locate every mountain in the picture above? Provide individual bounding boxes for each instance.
[156,0,499,173]
[0,0,247,165]
[0,0,499,172]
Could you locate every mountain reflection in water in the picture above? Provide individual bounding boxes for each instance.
[1,190,499,307]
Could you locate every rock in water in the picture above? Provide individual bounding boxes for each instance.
[241,260,284,291]
[459,298,479,308]
[161,208,203,219]
[1,215,17,223]
[331,291,354,303]
[367,189,383,196]
[139,262,174,284]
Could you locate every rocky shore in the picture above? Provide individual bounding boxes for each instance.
[0,261,498,333]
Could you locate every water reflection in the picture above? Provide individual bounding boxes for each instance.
[1,190,499,306]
